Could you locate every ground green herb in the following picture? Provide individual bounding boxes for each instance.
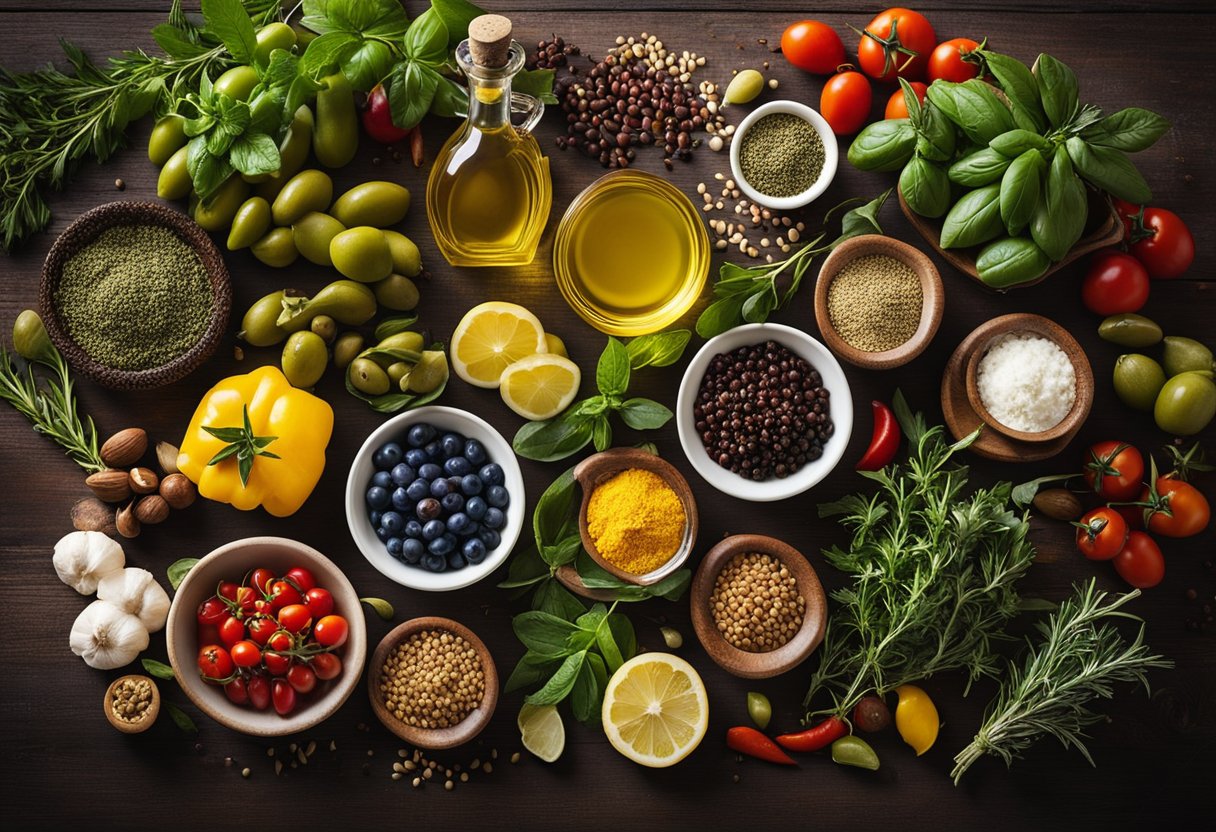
[739,113,824,198]
[55,225,212,370]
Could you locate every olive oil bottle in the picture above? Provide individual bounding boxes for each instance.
[426,15,551,267]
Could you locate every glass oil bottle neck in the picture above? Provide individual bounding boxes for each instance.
[456,39,526,131]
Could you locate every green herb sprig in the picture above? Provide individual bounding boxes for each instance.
[512,331,689,463]
[202,404,280,486]
[952,580,1172,783]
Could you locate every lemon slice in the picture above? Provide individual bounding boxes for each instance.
[602,653,708,768]
[518,703,565,763]
[450,301,547,388]
[499,353,582,420]
[544,332,568,358]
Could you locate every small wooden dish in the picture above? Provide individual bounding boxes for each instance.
[104,674,160,734]
[574,448,699,587]
[368,617,499,751]
[554,564,629,602]
[813,234,944,369]
[690,535,827,679]
[898,186,1122,290]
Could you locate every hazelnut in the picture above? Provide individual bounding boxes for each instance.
[116,502,141,538]
[85,469,132,503]
[133,495,170,525]
[100,428,147,468]
[129,467,159,495]
[159,473,197,510]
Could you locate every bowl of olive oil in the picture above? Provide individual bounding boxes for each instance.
[553,170,710,336]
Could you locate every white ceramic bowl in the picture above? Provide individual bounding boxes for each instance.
[165,536,367,737]
[345,406,525,591]
[676,323,853,501]
[729,100,839,210]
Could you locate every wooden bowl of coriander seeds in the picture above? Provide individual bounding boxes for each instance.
[813,234,943,370]
[104,674,160,734]
[369,617,499,750]
[690,535,827,679]
[39,201,231,390]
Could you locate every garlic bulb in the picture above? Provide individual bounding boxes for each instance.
[97,568,170,633]
[53,531,125,595]
[69,600,149,670]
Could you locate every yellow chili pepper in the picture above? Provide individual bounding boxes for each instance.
[893,684,940,756]
[177,366,333,517]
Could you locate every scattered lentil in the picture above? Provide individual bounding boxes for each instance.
[381,629,486,729]
[827,254,922,352]
[711,552,806,652]
[109,677,153,722]
[738,113,824,198]
[586,468,686,575]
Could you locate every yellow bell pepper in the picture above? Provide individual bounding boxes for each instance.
[177,366,333,517]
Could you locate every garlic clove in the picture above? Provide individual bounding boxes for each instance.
[52,531,125,595]
[69,600,149,670]
[97,568,171,633]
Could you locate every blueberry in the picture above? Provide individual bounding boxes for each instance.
[444,456,472,477]
[423,553,447,572]
[372,470,393,489]
[428,535,454,556]
[447,552,467,570]
[430,477,451,499]
[465,496,488,521]
[381,511,405,534]
[366,486,390,510]
[391,487,412,511]
[458,521,480,537]
[373,442,403,469]
[405,479,430,502]
[416,497,442,521]
[441,493,465,513]
[375,526,391,542]
[369,509,383,527]
[484,507,505,530]
[441,433,464,458]
[423,440,443,460]
[422,519,445,541]
[462,538,487,564]
[390,463,416,486]
[418,462,443,481]
[402,538,425,564]
[386,537,404,558]
[478,528,501,550]
[404,519,423,539]
[405,448,428,469]
[447,512,471,534]
[486,484,510,508]
[407,423,436,448]
[464,439,487,466]
[479,463,505,486]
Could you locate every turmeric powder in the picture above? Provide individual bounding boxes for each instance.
[586,468,686,575]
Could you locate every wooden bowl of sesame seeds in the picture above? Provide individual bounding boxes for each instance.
[690,534,827,679]
[368,617,498,750]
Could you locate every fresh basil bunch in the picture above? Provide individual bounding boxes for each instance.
[849,49,1170,289]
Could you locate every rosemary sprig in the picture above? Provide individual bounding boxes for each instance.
[952,580,1172,783]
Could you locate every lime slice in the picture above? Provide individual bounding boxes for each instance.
[518,703,565,763]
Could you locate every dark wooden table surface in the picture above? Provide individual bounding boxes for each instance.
[1,1,1212,829]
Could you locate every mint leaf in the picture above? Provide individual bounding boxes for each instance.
[300,31,359,77]
[230,132,281,175]
[201,0,256,64]
[301,0,408,38]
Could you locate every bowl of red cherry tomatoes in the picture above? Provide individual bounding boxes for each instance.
[165,536,367,736]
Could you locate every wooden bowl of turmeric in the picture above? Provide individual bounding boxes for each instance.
[574,448,699,587]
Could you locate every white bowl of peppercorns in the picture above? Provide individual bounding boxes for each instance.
[676,324,852,501]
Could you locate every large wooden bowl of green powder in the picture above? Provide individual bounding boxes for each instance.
[40,201,231,390]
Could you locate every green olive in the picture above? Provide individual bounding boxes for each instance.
[281,330,328,388]
[376,331,425,353]
[227,196,272,250]
[272,169,334,226]
[280,280,378,333]
[147,116,187,165]
[240,290,288,346]
[386,361,411,386]
[407,351,449,394]
[213,65,260,102]
[291,211,346,266]
[310,314,336,343]
[1154,372,1216,436]
[313,72,358,169]
[330,226,393,282]
[251,227,299,268]
[332,332,364,369]
[1097,313,1163,348]
[1161,336,1215,377]
[349,357,391,395]
[330,181,411,228]
[1113,353,1167,412]
[257,106,314,201]
[290,23,318,47]
[193,176,250,232]
[382,230,423,277]
[156,145,193,200]
[254,22,297,65]
[12,309,52,363]
[373,274,420,311]
[723,69,765,106]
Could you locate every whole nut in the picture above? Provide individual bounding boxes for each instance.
[71,497,117,536]
[129,467,159,495]
[86,469,132,503]
[116,502,141,538]
[155,441,181,475]
[100,428,147,468]
[159,473,197,510]
[1032,488,1084,521]
[133,495,170,525]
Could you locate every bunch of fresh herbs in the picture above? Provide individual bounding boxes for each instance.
[512,330,690,463]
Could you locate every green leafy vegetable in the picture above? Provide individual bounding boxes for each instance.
[624,330,691,369]
[141,658,176,680]
[165,702,199,734]
[202,404,280,486]
[166,558,200,590]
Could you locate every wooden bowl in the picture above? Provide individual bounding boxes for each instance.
[961,313,1094,443]
[813,234,944,369]
[39,201,231,390]
[898,186,1122,290]
[689,535,828,679]
[574,448,699,587]
[104,674,160,734]
[368,617,498,750]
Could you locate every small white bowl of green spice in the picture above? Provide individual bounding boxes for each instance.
[729,100,838,210]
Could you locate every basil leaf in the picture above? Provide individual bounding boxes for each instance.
[584,651,608,720]
[569,659,599,723]
[432,0,486,48]
[372,315,419,341]
[525,651,586,705]
[153,24,209,59]
[566,395,609,421]
[514,68,558,105]
[514,416,594,462]
[342,39,396,92]
[915,102,956,163]
[741,287,777,324]
[848,119,917,172]
[831,186,892,245]
[166,558,199,590]
[596,337,630,396]
[534,465,577,547]
[940,184,1003,249]
[301,0,409,38]
[989,129,1051,158]
[981,51,1047,134]
[142,658,176,680]
[1032,53,1078,129]
[389,61,440,130]
[301,31,359,77]
[646,569,692,602]
[1065,137,1152,204]
[695,294,747,339]
[607,612,637,658]
[505,652,560,693]
[165,702,198,734]
[540,536,581,569]
[591,416,612,452]
[513,610,580,656]
[595,619,625,674]
[1082,107,1170,153]
[625,330,690,369]
[431,76,469,119]
[229,132,280,175]
[618,398,673,430]
[185,135,233,202]
[533,581,585,619]
[404,8,450,66]
[948,148,1011,187]
[900,155,952,219]
[976,236,1051,289]
[1031,146,1087,262]
[999,149,1045,236]
[201,0,256,65]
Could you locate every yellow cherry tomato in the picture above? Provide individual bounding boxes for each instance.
[893,684,939,756]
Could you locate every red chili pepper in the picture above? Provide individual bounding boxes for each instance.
[726,726,797,765]
[856,401,901,472]
[775,716,849,752]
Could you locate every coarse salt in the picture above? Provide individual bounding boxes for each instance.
[977,334,1076,433]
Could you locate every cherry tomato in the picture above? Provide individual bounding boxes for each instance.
[287,664,318,695]
[313,615,349,648]
[196,596,228,626]
[1143,478,1210,538]
[264,651,292,676]
[1113,531,1166,589]
[247,674,271,711]
[1113,200,1196,279]
[247,616,277,646]
[857,8,937,82]
[284,567,317,592]
[267,579,303,610]
[780,20,846,75]
[219,615,246,648]
[927,37,981,83]
[1081,251,1150,315]
[230,640,263,668]
[362,83,411,144]
[254,599,275,616]
[1082,441,1145,502]
[197,644,234,680]
[248,567,275,595]
[267,630,294,653]
[311,652,343,681]
[197,623,220,645]
[218,581,240,602]
[234,586,258,614]
[1075,507,1129,561]
[884,82,926,119]
[277,603,313,634]
[304,587,335,618]
[272,678,297,716]
[1113,502,1145,532]
[821,71,872,135]
[224,676,249,705]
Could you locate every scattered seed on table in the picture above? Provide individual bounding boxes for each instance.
[511,752,522,764]
[241,768,251,778]
[392,772,403,781]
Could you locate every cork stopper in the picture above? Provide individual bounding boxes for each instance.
[468,14,512,68]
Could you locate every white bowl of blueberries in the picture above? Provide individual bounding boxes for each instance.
[345,406,525,591]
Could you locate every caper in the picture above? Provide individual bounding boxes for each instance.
[251,227,299,268]
[240,290,288,347]
[333,332,364,369]
[330,181,411,228]
[723,69,765,105]
[1097,313,1163,348]
[1113,353,1167,412]
[386,361,411,386]
[310,315,336,343]
[407,351,449,394]
[281,330,328,388]
[330,226,393,282]
[382,230,423,277]
[1161,336,1214,377]
[227,197,272,251]
[373,274,420,311]
[292,211,346,266]
[349,357,391,395]
[272,169,334,226]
